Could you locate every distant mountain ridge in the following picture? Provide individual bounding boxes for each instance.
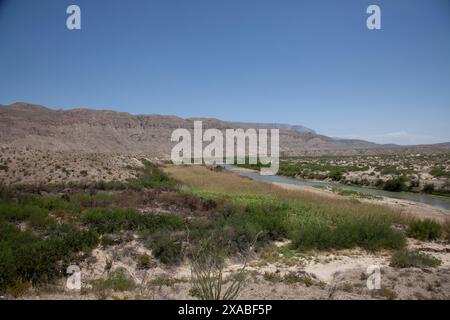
[1,102,449,157]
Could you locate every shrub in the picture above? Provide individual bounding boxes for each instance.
[383,178,407,192]
[80,170,88,177]
[5,280,31,298]
[147,230,183,265]
[407,219,442,241]
[0,203,47,222]
[219,202,289,252]
[328,170,343,181]
[137,254,152,269]
[0,220,98,292]
[82,208,183,234]
[291,219,332,250]
[291,215,405,251]
[127,160,176,189]
[94,270,135,292]
[190,239,246,300]
[390,249,441,268]
[71,193,113,208]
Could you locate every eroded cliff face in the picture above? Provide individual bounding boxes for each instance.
[1,102,449,156]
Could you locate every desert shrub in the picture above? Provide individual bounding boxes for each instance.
[217,202,289,252]
[0,203,47,222]
[100,234,117,247]
[430,167,450,178]
[137,254,152,269]
[81,208,183,234]
[380,167,400,175]
[390,249,441,268]
[93,269,135,292]
[28,210,55,231]
[28,196,66,211]
[290,219,332,250]
[328,170,343,181]
[291,215,405,251]
[127,160,176,189]
[332,217,405,250]
[81,208,141,233]
[383,177,407,192]
[407,219,442,241]
[190,239,246,300]
[80,170,88,177]
[71,193,113,208]
[147,229,183,265]
[0,220,98,292]
[5,280,31,298]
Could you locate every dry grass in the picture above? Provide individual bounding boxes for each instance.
[164,165,406,224]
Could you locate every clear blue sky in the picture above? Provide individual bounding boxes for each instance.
[1,0,449,144]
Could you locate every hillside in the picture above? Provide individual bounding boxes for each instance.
[1,102,449,157]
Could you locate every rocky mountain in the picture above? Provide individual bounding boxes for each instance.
[1,102,449,157]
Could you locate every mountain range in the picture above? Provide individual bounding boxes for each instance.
[1,102,449,157]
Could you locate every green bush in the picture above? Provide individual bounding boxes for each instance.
[147,230,183,265]
[383,178,407,192]
[291,215,405,251]
[127,160,176,189]
[94,270,135,292]
[218,202,289,252]
[407,219,442,241]
[0,220,98,292]
[71,193,113,208]
[81,208,183,234]
[0,203,48,222]
[390,249,441,268]
[328,170,343,181]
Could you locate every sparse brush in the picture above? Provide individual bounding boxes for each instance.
[407,219,442,241]
[390,249,441,268]
[190,238,247,300]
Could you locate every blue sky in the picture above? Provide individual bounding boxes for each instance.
[0,0,449,145]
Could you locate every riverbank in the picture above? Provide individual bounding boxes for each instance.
[274,182,450,223]
[229,166,450,223]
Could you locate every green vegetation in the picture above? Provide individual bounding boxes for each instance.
[383,177,407,192]
[407,219,442,241]
[146,229,183,265]
[93,269,135,292]
[126,159,176,189]
[1,160,446,297]
[390,249,441,268]
[236,155,450,197]
[290,212,405,251]
[430,167,450,179]
[81,208,183,234]
[191,190,406,252]
[331,187,382,200]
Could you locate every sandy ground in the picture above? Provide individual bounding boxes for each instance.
[273,182,450,223]
[19,238,450,300]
